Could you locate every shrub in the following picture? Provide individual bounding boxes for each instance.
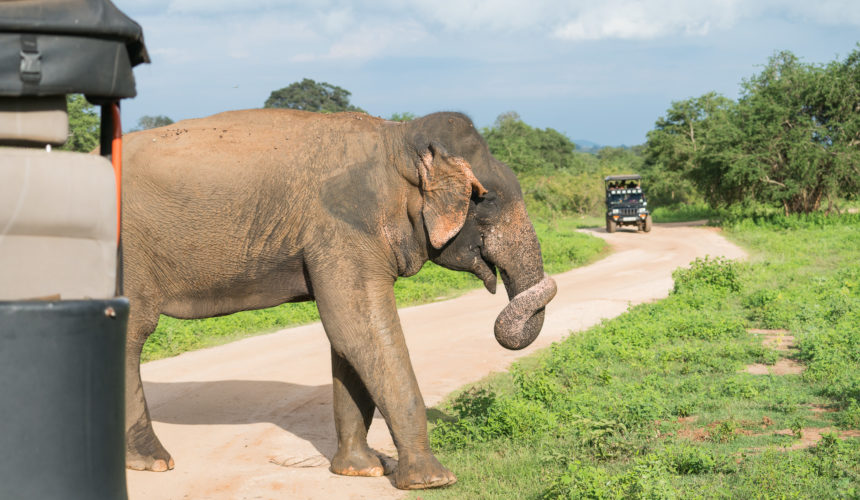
[542,460,619,499]
[709,420,738,443]
[543,455,678,500]
[835,399,860,429]
[572,418,629,460]
[657,444,737,475]
[430,389,557,450]
[672,256,742,294]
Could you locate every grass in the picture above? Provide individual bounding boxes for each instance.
[416,213,860,499]
[141,215,608,362]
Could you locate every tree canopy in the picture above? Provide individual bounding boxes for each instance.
[264,78,365,113]
[640,92,732,207]
[133,115,174,131]
[482,111,644,217]
[644,46,860,214]
[388,112,416,122]
[482,111,581,174]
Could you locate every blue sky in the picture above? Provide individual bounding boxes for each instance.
[117,0,859,146]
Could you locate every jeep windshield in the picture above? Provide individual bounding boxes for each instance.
[608,192,643,205]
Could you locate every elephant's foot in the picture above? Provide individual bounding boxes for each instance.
[329,446,392,477]
[126,423,174,472]
[126,451,174,472]
[393,452,456,490]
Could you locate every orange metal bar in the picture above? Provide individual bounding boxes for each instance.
[110,102,122,244]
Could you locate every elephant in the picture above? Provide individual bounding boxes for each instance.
[120,109,557,489]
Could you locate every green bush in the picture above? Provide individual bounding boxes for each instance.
[672,256,742,294]
[544,454,678,500]
[658,445,737,475]
[430,389,557,450]
[835,400,860,429]
[542,460,620,499]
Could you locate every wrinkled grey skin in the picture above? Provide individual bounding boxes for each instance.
[120,109,556,489]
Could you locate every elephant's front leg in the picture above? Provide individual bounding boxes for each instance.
[329,348,391,477]
[313,263,456,490]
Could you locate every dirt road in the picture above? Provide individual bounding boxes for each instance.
[126,223,746,499]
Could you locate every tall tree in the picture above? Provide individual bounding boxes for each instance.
[61,94,99,153]
[483,112,624,217]
[482,111,580,174]
[815,46,860,207]
[644,46,860,214]
[708,50,859,213]
[642,92,732,206]
[264,78,365,113]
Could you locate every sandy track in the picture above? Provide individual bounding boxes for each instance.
[126,224,745,499]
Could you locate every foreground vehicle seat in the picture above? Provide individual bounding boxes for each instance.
[0,96,118,300]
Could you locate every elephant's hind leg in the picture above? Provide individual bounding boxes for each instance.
[329,348,393,477]
[125,298,174,472]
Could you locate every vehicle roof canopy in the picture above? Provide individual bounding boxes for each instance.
[0,0,149,99]
[604,174,642,182]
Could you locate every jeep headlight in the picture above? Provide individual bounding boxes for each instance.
[638,208,646,213]
[611,209,619,215]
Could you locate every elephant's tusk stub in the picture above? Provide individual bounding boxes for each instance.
[493,273,557,350]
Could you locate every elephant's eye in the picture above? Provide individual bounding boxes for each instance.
[475,192,499,222]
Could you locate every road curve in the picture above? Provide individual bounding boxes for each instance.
[126,223,746,500]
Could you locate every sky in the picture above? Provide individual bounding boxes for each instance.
[116,0,859,146]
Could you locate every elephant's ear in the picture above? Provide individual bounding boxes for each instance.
[418,142,487,249]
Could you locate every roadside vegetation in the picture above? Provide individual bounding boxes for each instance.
[418,213,860,499]
[414,45,860,498]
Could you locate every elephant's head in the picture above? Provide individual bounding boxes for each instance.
[405,113,557,350]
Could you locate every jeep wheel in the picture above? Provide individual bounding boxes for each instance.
[643,215,652,233]
[606,219,616,233]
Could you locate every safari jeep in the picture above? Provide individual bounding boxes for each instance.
[604,174,652,233]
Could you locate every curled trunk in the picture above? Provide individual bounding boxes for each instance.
[494,273,556,350]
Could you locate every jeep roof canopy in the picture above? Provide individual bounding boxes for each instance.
[0,0,149,99]
[604,174,642,182]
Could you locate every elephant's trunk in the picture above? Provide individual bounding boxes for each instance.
[486,203,557,350]
[494,273,556,350]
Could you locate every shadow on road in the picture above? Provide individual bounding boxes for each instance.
[142,379,401,487]
[143,380,342,459]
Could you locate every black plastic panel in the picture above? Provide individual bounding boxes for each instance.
[0,298,128,500]
[0,34,137,98]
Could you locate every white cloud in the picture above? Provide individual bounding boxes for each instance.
[552,0,741,41]
[165,0,304,15]
[770,0,860,26]
[372,0,556,31]
[290,20,428,62]
[550,0,860,42]
[122,0,860,67]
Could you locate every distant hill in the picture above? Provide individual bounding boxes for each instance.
[573,140,603,154]
[574,140,635,154]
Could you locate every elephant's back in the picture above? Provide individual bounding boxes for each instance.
[123,109,389,180]
[120,108,394,250]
